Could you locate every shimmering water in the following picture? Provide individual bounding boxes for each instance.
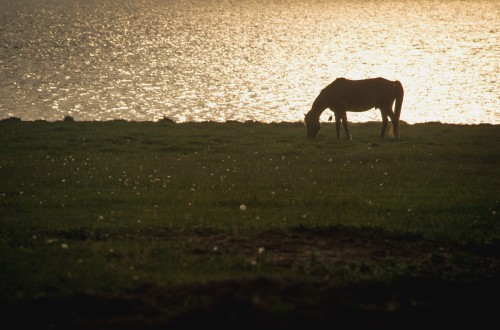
[1,0,498,124]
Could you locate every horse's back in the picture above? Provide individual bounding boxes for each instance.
[322,77,397,110]
[329,77,393,90]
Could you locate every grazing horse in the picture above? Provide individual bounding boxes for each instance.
[304,78,404,139]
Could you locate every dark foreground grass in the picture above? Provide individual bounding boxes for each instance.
[1,119,499,328]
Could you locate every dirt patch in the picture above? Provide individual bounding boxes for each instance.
[188,226,499,280]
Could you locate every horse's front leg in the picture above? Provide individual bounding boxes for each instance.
[341,112,352,140]
[334,112,341,139]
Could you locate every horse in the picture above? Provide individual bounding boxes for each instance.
[304,77,404,139]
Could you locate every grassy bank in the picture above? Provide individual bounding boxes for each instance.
[1,120,499,328]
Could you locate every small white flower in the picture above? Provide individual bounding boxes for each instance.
[61,243,68,249]
[258,247,265,255]
[240,204,246,211]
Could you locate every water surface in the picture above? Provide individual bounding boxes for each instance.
[0,0,498,123]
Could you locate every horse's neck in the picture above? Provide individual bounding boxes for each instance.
[308,104,326,118]
[308,92,329,118]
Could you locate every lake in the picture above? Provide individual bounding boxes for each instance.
[0,0,498,124]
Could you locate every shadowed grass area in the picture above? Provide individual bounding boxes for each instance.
[0,120,499,327]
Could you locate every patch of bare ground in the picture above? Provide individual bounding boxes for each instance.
[3,227,499,329]
[190,226,500,280]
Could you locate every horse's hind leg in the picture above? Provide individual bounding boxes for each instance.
[386,109,399,140]
[380,111,389,139]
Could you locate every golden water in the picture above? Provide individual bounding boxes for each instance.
[0,0,498,123]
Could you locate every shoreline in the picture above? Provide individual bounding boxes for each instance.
[1,116,499,126]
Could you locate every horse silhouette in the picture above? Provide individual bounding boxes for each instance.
[305,78,404,139]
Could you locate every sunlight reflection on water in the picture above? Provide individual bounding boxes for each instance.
[0,0,498,124]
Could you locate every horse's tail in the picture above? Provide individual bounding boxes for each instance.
[394,80,404,122]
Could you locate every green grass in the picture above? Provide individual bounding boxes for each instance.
[1,120,499,312]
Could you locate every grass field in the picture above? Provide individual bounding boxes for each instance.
[1,119,499,328]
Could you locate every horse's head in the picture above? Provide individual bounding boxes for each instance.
[304,113,320,139]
